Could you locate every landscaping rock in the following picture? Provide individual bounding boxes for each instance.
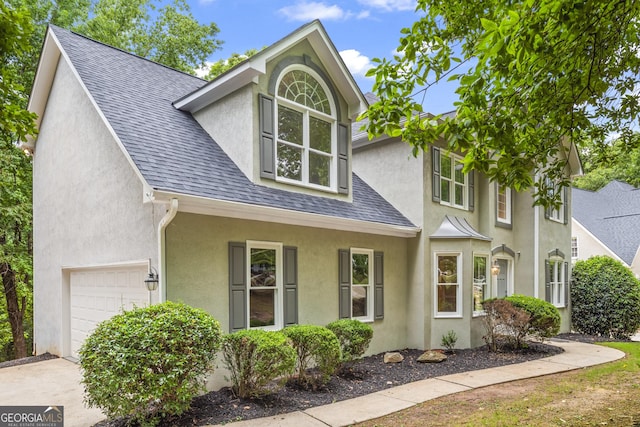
[417,350,447,363]
[383,352,404,363]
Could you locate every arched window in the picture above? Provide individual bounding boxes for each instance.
[275,68,336,189]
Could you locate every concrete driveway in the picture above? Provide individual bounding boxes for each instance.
[0,358,105,427]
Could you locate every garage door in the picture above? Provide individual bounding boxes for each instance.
[70,265,149,359]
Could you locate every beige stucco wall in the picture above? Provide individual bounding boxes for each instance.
[193,85,254,180]
[32,56,163,357]
[165,212,411,356]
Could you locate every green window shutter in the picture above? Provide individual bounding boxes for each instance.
[544,260,551,303]
[338,249,351,319]
[338,124,349,194]
[564,261,569,308]
[259,94,275,179]
[283,246,298,326]
[229,242,247,332]
[432,146,441,202]
[468,170,475,212]
[563,186,569,225]
[374,252,384,320]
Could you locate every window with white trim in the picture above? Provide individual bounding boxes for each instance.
[496,185,512,225]
[473,255,490,315]
[546,179,566,223]
[350,248,374,321]
[435,253,462,317]
[275,68,336,190]
[571,237,578,259]
[548,259,566,307]
[440,153,467,209]
[247,241,283,329]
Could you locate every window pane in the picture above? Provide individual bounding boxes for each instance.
[309,152,330,187]
[497,186,507,219]
[278,106,303,145]
[352,286,368,317]
[352,253,370,284]
[309,116,331,153]
[473,256,487,312]
[277,143,302,181]
[278,70,330,114]
[250,248,276,287]
[441,155,451,178]
[438,285,458,312]
[438,255,458,283]
[454,160,464,183]
[454,183,464,206]
[250,289,275,327]
[441,180,450,203]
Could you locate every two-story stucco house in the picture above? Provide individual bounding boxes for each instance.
[27,20,579,368]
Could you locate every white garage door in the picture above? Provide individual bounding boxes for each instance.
[70,265,149,359]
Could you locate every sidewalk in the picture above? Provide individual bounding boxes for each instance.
[210,339,626,427]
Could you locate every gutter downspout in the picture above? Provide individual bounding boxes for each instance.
[158,198,179,302]
[534,204,540,299]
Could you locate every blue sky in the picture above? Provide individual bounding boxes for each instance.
[188,0,459,114]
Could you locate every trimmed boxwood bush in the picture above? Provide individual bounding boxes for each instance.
[505,294,561,340]
[571,256,640,339]
[221,329,296,398]
[326,319,373,367]
[79,302,222,427]
[282,325,340,387]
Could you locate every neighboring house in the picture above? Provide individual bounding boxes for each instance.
[27,20,580,370]
[572,181,640,278]
[352,105,581,350]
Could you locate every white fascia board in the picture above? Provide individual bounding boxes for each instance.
[26,28,62,147]
[32,28,152,195]
[572,218,628,266]
[173,63,263,113]
[150,190,420,238]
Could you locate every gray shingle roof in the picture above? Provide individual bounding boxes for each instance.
[572,181,640,265]
[50,26,415,230]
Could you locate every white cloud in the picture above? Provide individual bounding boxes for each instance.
[357,0,416,12]
[340,49,373,77]
[278,2,348,21]
[194,62,212,78]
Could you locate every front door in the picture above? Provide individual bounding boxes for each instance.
[496,258,510,298]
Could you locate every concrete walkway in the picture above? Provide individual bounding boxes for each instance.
[0,340,626,427]
[210,339,626,427]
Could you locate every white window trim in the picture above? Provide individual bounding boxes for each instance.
[434,252,463,318]
[246,241,283,330]
[548,181,565,223]
[351,248,375,322]
[571,237,578,260]
[274,65,338,192]
[496,186,512,225]
[473,253,490,317]
[440,153,468,210]
[549,258,566,308]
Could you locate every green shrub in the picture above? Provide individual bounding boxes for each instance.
[282,325,340,387]
[221,329,295,398]
[325,319,373,367]
[505,294,561,340]
[571,256,640,339]
[79,302,222,427]
[441,330,458,352]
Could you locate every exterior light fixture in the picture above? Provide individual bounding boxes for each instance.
[491,260,501,276]
[144,266,159,291]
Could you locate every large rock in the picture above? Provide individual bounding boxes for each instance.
[383,352,404,363]
[417,350,447,363]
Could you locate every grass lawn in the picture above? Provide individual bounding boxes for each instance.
[356,342,640,426]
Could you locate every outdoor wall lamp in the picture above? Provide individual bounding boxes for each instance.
[144,266,159,291]
[491,261,501,276]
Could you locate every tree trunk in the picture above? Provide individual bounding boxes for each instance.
[1,263,27,359]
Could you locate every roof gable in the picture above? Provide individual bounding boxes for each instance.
[573,181,640,264]
[29,25,417,237]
